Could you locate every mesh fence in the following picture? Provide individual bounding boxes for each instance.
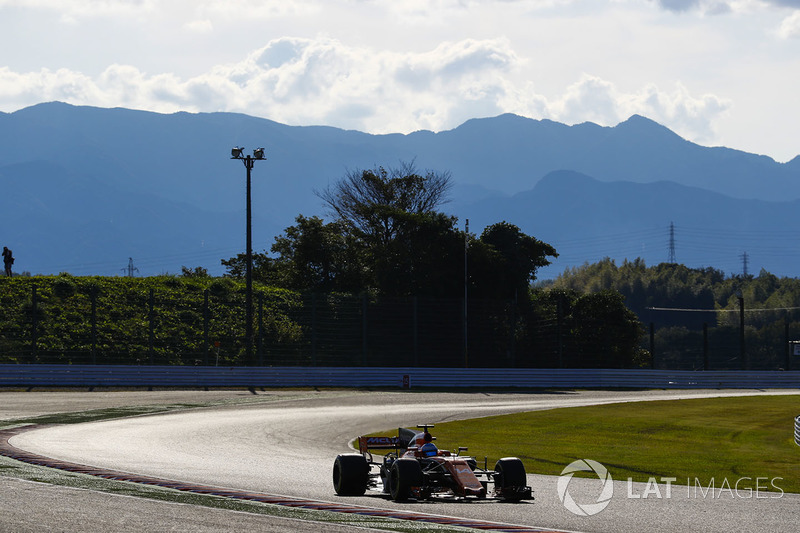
[644,306,800,371]
[1,282,796,370]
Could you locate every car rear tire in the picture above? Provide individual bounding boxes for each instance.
[390,458,423,501]
[494,457,527,502]
[333,454,369,496]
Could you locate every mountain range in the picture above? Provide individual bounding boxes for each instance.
[1,102,798,279]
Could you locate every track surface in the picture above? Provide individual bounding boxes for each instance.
[7,389,800,532]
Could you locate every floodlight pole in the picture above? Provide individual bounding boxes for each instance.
[245,155,254,364]
[232,148,265,365]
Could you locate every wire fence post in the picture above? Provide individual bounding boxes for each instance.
[31,284,38,363]
[739,294,747,370]
[257,292,264,366]
[203,289,210,366]
[91,288,98,365]
[362,294,368,366]
[311,293,317,366]
[412,296,419,367]
[649,322,655,369]
[509,294,517,368]
[703,323,709,371]
[557,295,564,368]
[785,319,791,371]
[148,288,155,364]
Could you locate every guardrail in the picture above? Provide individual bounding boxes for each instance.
[1,365,800,389]
[795,416,800,446]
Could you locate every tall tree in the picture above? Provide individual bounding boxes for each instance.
[316,161,452,249]
[315,161,454,294]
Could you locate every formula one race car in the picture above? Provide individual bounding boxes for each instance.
[332,424,533,502]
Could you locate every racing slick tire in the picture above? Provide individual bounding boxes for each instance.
[333,454,370,496]
[389,458,423,501]
[494,457,527,502]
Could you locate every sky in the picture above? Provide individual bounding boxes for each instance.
[0,0,798,162]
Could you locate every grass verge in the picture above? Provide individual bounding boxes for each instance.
[421,395,800,493]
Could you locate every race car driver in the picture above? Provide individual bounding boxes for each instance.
[417,431,438,457]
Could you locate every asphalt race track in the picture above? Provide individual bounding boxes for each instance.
[6,389,800,532]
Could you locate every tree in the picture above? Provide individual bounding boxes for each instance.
[224,162,559,301]
[270,215,364,293]
[316,161,452,249]
[569,290,647,368]
[528,288,647,368]
[180,266,209,278]
[315,161,455,294]
[375,211,465,297]
[220,252,278,285]
[470,222,558,299]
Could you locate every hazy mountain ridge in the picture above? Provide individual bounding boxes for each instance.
[0,102,798,277]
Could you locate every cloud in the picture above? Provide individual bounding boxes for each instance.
[778,9,800,36]
[766,1,800,7]
[0,0,326,20]
[655,0,703,12]
[184,19,213,33]
[0,0,158,17]
[548,75,731,142]
[0,38,731,147]
[622,81,731,141]
[652,0,800,14]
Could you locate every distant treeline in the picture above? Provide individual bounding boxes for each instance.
[552,258,800,324]
[552,259,800,369]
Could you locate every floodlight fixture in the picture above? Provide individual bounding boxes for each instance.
[231,147,244,159]
[253,147,265,160]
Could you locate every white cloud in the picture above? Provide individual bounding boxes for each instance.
[546,75,731,142]
[184,19,213,33]
[0,38,732,148]
[778,10,800,36]
[651,0,800,14]
[0,0,325,20]
[620,82,732,141]
[0,0,158,17]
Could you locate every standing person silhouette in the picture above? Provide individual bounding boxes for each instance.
[2,246,13,277]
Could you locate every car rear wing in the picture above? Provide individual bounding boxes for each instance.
[358,436,401,454]
[357,426,429,454]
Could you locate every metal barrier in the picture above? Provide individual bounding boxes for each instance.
[795,416,800,446]
[1,364,800,389]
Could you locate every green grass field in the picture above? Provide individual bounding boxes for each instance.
[397,395,800,493]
